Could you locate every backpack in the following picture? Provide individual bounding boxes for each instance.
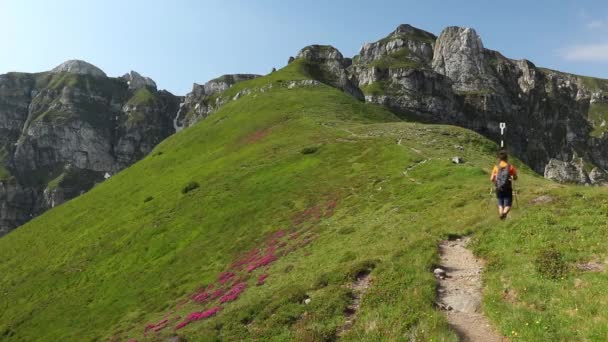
[495,164,512,192]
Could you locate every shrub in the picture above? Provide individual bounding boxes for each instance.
[181,181,200,194]
[300,146,319,155]
[536,247,569,279]
[143,196,154,203]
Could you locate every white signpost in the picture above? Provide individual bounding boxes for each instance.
[499,122,506,148]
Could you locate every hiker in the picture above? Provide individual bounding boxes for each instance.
[490,149,517,220]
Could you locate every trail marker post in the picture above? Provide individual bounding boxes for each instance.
[499,122,506,148]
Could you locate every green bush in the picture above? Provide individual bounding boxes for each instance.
[535,247,569,280]
[181,181,200,194]
[300,146,319,155]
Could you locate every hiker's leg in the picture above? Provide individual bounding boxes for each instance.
[502,194,513,216]
[497,193,506,217]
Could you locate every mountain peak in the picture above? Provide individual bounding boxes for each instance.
[390,24,436,40]
[121,70,157,90]
[50,60,106,77]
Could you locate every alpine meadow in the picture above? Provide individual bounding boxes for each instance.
[2,8,608,342]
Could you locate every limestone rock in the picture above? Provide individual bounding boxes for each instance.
[50,60,106,77]
[432,27,496,92]
[174,74,260,129]
[0,69,179,236]
[544,158,589,184]
[121,71,157,90]
[296,45,364,100]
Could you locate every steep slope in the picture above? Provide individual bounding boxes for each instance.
[0,62,180,235]
[3,58,608,341]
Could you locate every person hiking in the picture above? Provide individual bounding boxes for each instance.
[490,149,518,220]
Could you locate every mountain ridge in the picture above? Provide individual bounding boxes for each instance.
[2,23,608,235]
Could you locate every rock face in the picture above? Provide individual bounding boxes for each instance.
[432,27,497,92]
[173,74,260,129]
[292,24,608,184]
[0,61,180,236]
[121,71,157,90]
[51,59,107,77]
[544,158,590,184]
[296,45,363,100]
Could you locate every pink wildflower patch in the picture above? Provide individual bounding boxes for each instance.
[175,307,221,330]
[325,199,338,217]
[144,319,169,334]
[220,282,247,303]
[246,252,278,272]
[218,271,236,285]
[210,288,225,299]
[231,249,261,270]
[192,290,210,303]
[257,274,269,286]
[243,128,271,144]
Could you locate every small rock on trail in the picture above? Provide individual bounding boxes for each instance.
[436,237,503,342]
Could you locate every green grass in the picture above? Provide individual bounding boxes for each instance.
[2,62,608,342]
[368,48,425,70]
[127,87,158,106]
[377,31,436,45]
[579,75,608,93]
[361,81,389,96]
[588,102,608,136]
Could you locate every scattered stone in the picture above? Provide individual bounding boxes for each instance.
[576,261,605,272]
[452,156,464,164]
[304,298,311,305]
[434,267,447,279]
[530,195,554,204]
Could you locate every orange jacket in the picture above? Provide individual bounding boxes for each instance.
[491,161,517,182]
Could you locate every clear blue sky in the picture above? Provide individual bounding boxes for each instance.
[1,0,608,95]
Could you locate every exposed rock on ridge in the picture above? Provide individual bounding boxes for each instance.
[174,74,260,129]
[50,59,107,77]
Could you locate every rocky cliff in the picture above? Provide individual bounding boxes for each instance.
[173,74,260,130]
[0,61,180,235]
[292,24,608,185]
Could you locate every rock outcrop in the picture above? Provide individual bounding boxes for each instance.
[121,71,157,90]
[283,24,608,184]
[0,61,180,236]
[296,45,363,100]
[50,59,107,77]
[174,74,260,129]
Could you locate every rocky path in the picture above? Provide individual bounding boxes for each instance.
[435,237,502,342]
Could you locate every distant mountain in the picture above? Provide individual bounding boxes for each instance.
[0,61,180,235]
[3,23,608,237]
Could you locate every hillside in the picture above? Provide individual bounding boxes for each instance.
[2,58,608,341]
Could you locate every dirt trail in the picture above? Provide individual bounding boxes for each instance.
[435,237,503,342]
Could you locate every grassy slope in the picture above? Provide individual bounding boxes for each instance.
[1,62,608,341]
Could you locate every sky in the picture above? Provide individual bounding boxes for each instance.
[1,0,608,95]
